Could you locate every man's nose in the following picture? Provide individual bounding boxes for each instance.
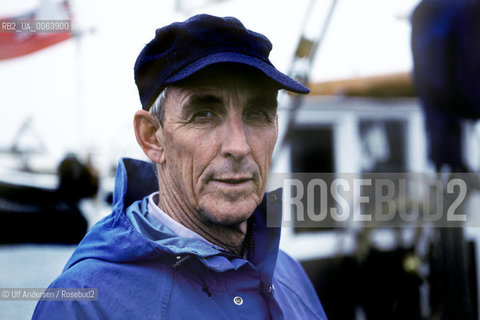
[221,114,251,160]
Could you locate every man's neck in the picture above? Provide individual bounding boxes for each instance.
[157,188,248,256]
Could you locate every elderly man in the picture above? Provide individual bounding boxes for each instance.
[33,14,327,319]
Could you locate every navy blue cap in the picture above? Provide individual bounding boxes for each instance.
[134,14,310,110]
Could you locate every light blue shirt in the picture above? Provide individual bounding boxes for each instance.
[130,191,222,250]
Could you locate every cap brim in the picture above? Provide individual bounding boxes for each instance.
[164,52,310,94]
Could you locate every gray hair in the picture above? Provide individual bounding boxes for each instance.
[149,88,169,124]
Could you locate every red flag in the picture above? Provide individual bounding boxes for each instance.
[0,0,72,61]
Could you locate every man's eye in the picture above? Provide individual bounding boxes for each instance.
[245,109,274,122]
[189,110,222,124]
[193,110,214,119]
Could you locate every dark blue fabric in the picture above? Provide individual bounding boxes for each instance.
[32,158,327,320]
[451,1,480,118]
[411,0,480,167]
[411,0,480,117]
[134,14,309,110]
[411,0,463,111]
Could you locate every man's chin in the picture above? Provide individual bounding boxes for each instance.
[199,202,257,227]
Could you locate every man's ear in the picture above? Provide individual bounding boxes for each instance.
[134,110,165,164]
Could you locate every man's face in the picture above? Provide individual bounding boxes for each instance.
[158,70,278,226]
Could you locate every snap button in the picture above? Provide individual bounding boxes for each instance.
[270,194,277,202]
[233,296,243,305]
[268,284,275,294]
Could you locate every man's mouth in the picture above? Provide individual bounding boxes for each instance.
[212,177,253,185]
[213,178,252,184]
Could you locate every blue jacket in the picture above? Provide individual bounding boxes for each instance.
[33,158,327,320]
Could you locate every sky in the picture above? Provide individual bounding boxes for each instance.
[0,0,422,173]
